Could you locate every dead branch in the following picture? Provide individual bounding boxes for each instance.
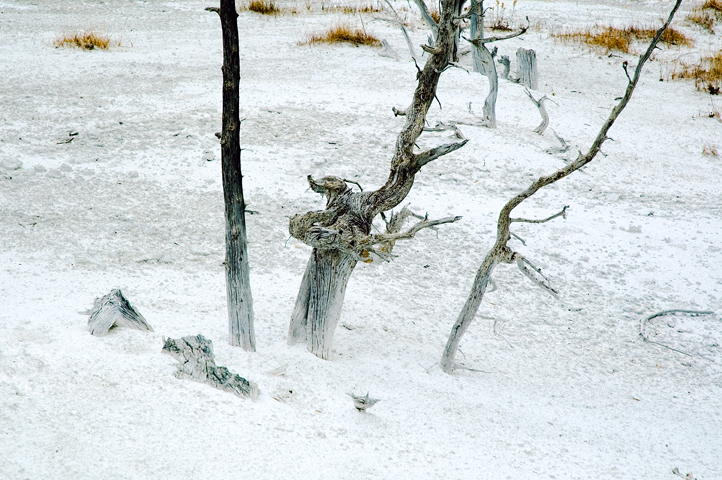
[515,255,559,298]
[440,0,684,374]
[511,205,568,224]
[524,88,554,135]
[415,139,469,167]
[382,0,418,62]
[639,309,715,357]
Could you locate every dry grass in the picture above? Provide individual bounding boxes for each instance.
[429,6,440,24]
[300,23,380,46]
[321,2,383,13]
[552,24,693,54]
[488,0,517,31]
[53,30,112,50]
[686,0,722,33]
[245,0,282,15]
[670,51,722,93]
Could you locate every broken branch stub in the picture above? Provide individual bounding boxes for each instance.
[516,48,538,90]
[87,289,153,336]
[162,334,259,399]
[288,0,466,359]
[440,0,684,374]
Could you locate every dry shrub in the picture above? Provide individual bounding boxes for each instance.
[54,30,112,50]
[488,0,517,31]
[429,6,440,23]
[246,0,281,14]
[320,2,383,13]
[300,23,380,46]
[670,51,722,93]
[552,24,693,54]
[686,0,722,33]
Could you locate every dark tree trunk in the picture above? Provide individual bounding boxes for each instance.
[208,0,255,351]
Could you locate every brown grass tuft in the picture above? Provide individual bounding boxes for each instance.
[54,30,112,50]
[670,51,722,93]
[702,0,722,12]
[429,7,440,24]
[552,24,693,54]
[320,2,383,13]
[300,23,381,46]
[246,0,282,15]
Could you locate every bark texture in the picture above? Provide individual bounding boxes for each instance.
[87,289,153,336]
[288,0,466,359]
[440,0,683,373]
[516,48,538,90]
[162,334,259,399]
[208,0,255,351]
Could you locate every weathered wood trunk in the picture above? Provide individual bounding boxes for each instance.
[288,0,467,360]
[209,0,256,351]
[287,249,357,360]
[87,289,153,336]
[516,48,538,90]
[162,334,259,399]
[470,0,498,127]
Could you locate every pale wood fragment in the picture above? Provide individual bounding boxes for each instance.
[87,289,153,336]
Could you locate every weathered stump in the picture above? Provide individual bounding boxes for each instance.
[162,334,259,399]
[516,48,538,90]
[87,289,153,336]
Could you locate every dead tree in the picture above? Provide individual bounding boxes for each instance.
[465,0,527,128]
[87,289,153,336]
[206,0,255,351]
[288,0,468,360]
[516,47,538,89]
[440,0,683,373]
[162,334,259,399]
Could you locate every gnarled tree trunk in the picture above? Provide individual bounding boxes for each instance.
[288,0,467,359]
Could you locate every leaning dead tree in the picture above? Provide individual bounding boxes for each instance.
[440,0,683,373]
[288,0,468,360]
[206,0,256,351]
[465,0,528,128]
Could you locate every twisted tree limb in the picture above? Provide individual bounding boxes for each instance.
[288,0,468,359]
[440,0,684,373]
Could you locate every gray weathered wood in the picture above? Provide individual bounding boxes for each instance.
[441,0,683,373]
[207,0,256,351]
[525,88,550,134]
[288,0,466,359]
[516,47,538,89]
[87,289,153,336]
[162,334,259,399]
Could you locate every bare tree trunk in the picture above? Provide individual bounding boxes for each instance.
[516,48,538,90]
[207,0,255,351]
[288,0,467,359]
[441,0,683,373]
[468,0,527,128]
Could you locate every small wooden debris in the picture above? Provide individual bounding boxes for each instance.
[162,334,259,399]
[348,392,379,411]
[87,289,153,336]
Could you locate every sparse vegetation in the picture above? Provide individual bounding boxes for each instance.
[429,6,440,23]
[552,24,693,54]
[669,51,722,93]
[300,23,380,46]
[246,0,281,15]
[488,0,517,31]
[321,2,383,13]
[53,30,112,50]
[686,0,722,33]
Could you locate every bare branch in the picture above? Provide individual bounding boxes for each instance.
[411,0,439,32]
[414,139,469,167]
[382,0,418,62]
[421,44,444,55]
[342,178,364,191]
[464,18,529,45]
[205,7,220,13]
[424,121,467,139]
[392,106,407,117]
[371,215,462,245]
[511,205,568,224]
[515,255,559,298]
[524,88,556,135]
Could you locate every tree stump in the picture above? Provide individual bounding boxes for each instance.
[162,334,259,399]
[87,289,153,336]
[516,48,538,90]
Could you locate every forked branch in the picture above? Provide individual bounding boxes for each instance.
[439,0,684,373]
